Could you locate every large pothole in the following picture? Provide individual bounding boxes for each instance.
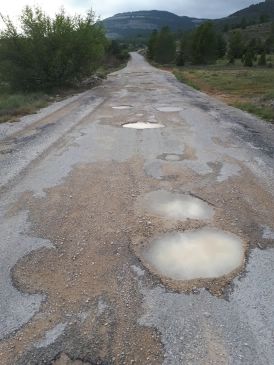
[139,190,214,221]
[122,122,165,129]
[142,228,245,281]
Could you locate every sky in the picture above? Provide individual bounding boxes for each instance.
[0,0,263,21]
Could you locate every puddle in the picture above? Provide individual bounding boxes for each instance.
[164,154,181,161]
[122,122,165,129]
[141,190,214,221]
[112,105,133,110]
[156,106,182,112]
[143,228,245,281]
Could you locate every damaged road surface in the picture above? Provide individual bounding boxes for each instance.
[1,53,274,365]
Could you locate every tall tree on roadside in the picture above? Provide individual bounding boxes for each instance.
[191,22,217,64]
[154,27,176,64]
[147,30,158,60]
[176,33,192,66]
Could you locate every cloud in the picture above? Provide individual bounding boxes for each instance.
[0,0,263,22]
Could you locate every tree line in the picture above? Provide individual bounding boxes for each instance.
[147,21,274,67]
[0,7,128,92]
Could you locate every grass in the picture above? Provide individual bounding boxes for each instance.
[173,59,274,123]
[0,86,50,123]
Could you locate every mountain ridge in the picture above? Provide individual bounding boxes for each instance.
[102,1,274,39]
[102,10,204,39]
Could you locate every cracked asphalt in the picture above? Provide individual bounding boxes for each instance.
[0,52,274,365]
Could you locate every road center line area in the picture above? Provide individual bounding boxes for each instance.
[1,53,274,365]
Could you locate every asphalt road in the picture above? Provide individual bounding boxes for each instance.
[0,53,274,365]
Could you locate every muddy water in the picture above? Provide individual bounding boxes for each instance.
[140,190,214,221]
[143,228,245,280]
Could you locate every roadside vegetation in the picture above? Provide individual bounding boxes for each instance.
[174,64,274,122]
[147,20,274,122]
[0,6,129,123]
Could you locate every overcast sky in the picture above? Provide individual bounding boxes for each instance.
[1,0,263,21]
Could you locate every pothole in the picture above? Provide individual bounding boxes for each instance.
[122,122,165,129]
[140,190,214,221]
[156,106,182,112]
[164,154,181,161]
[143,228,245,281]
[112,105,133,110]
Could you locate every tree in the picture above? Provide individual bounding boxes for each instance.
[0,6,107,91]
[258,51,267,66]
[176,33,192,66]
[216,33,227,59]
[227,31,244,63]
[265,22,274,53]
[154,27,176,64]
[223,23,230,33]
[147,30,158,60]
[241,17,247,29]
[259,14,270,24]
[191,22,217,65]
[242,49,254,67]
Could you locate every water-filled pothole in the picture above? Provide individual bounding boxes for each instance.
[143,228,245,281]
[112,105,133,110]
[122,122,165,129]
[164,154,181,161]
[141,190,214,221]
[156,106,182,112]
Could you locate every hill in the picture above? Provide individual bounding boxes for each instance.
[102,10,204,39]
[102,1,274,40]
[216,0,274,29]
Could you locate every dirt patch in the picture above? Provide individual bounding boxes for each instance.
[52,353,92,365]
[1,159,164,365]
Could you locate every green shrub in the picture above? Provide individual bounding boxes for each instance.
[0,7,107,91]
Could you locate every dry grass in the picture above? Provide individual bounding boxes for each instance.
[174,62,274,123]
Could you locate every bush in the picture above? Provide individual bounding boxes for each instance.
[0,7,107,91]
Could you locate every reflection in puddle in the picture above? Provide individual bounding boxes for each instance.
[112,105,133,110]
[156,106,182,112]
[144,229,245,280]
[141,190,214,221]
[123,122,165,129]
[165,154,181,161]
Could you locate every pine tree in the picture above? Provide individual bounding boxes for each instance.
[228,31,244,63]
[147,30,158,60]
[191,22,217,65]
[216,34,227,59]
[154,27,176,64]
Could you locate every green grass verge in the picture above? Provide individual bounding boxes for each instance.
[173,61,274,123]
[0,90,50,123]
